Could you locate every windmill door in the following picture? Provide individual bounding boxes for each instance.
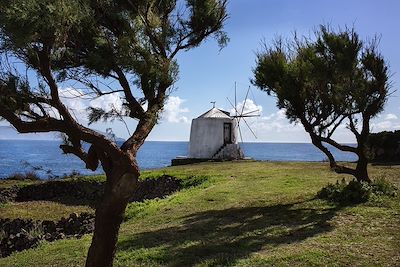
[223,123,232,144]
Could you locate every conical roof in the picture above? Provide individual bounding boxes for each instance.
[197,107,231,119]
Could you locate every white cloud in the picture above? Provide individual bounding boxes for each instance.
[59,88,88,121]
[230,99,262,117]
[251,109,303,133]
[371,119,400,132]
[162,96,190,123]
[58,88,123,124]
[229,99,307,142]
[90,93,123,112]
[384,113,398,120]
[251,109,400,142]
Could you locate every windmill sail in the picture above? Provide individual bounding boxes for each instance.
[227,84,260,142]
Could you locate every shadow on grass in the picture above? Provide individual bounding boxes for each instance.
[117,200,340,266]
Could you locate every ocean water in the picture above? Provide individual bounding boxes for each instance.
[0,140,357,179]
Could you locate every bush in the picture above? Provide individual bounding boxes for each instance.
[318,177,398,204]
[0,229,5,240]
[372,176,398,197]
[5,171,40,181]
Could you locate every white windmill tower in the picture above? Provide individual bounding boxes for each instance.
[187,83,260,160]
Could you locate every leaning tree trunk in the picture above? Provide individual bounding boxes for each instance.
[354,153,371,183]
[85,170,138,267]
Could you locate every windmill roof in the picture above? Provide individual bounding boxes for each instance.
[197,107,231,119]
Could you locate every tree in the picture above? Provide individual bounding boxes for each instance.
[0,1,228,266]
[253,26,390,183]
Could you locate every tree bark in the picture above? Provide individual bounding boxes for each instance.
[354,154,371,183]
[85,171,138,267]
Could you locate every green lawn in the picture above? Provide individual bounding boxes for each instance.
[1,162,399,267]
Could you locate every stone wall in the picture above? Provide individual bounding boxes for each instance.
[0,213,94,258]
[0,174,184,257]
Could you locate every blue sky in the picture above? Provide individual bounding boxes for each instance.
[2,0,400,142]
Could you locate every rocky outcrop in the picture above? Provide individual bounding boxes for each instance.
[0,213,94,258]
[0,186,18,204]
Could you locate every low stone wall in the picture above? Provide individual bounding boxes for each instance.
[2,175,182,205]
[16,180,104,205]
[0,175,184,257]
[171,158,222,166]
[130,175,182,202]
[0,213,94,258]
[0,186,18,204]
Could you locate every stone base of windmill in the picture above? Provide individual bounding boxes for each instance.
[171,144,246,166]
[212,144,244,160]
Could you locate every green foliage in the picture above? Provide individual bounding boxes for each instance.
[372,176,398,197]
[0,229,5,240]
[5,171,40,181]
[0,0,228,125]
[0,75,32,114]
[253,25,391,182]
[27,224,45,240]
[367,130,400,162]
[318,177,398,204]
[0,0,93,65]
[253,25,388,128]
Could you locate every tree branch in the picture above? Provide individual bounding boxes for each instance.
[320,137,357,153]
[0,108,66,133]
[114,67,145,119]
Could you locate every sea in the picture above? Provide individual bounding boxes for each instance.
[0,140,357,179]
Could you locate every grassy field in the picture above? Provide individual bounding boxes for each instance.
[0,161,399,266]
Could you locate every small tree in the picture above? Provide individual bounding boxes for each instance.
[0,1,228,266]
[253,26,390,183]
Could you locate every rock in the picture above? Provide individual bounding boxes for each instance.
[130,175,182,202]
[0,186,19,203]
[0,212,95,258]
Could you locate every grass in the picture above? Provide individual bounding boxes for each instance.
[0,201,94,221]
[0,175,105,220]
[0,161,399,266]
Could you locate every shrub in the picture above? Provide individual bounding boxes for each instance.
[0,229,5,240]
[60,170,81,180]
[5,171,40,181]
[318,177,398,204]
[27,225,44,239]
[372,176,398,197]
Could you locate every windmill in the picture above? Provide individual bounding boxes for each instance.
[226,82,260,144]
[180,83,260,163]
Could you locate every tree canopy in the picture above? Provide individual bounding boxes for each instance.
[253,26,390,182]
[0,1,228,266]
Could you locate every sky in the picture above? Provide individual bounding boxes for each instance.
[2,0,400,142]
